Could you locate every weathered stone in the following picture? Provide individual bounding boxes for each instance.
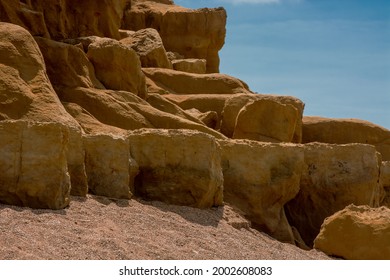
[164,94,233,125]
[1,0,128,39]
[185,109,218,129]
[286,143,382,247]
[0,23,88,196]
[128,129,223,208]
[87,38,147,98]
[83,134,137,199]
[302,116,390,161]
[167,51,184,61]
[59,87,225,139]
[221,94,304,142]
[145,94,204,125]
[63,102,128,137]
[172,59,207,74]
[233,99,299,143]
[119,29,135,39]
[0,121,70,209]
[0,0,49,37]
[314,204,390,260]
[123,2,226,73]
[380,161,390,207]
[143,68,251,95]
[34,37,104,89]
[219,139,304,243]
[120,28,172,69]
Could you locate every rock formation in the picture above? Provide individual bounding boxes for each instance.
[314,204,390,259]
[0,0,389,259]
[122,0,226,73]
[303,116,390,161]
[286,143,382,246]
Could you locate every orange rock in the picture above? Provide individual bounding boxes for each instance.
[120,28,172,69]
[314,204,390,259]
[286,143,382,246]
[143,68,251,95]
[219,139,304,243]
[123,1,226,73]
[233,99,299,143]
[303,116,390,161]
[128,129,224,208]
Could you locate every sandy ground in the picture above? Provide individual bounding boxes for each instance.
[0,195,330,260]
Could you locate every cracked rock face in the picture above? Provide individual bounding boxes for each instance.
[128,129,224,209]
[285,143,382,247]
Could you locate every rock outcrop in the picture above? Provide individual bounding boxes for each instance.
[221,94,304,143]
[303,116,390,161]
[314,204,390,260]
[128,129,224,208]
[0,0,389,260]
[143,68,251,95]
[0,0,128,40]
[0,121,70,209]
[87,38,147,98]
[0,23,87,199]
[286,143,382,246]
[233,99,299,143]
[219,140,304,243]
[120,28,172,69]
[122,1,227,73]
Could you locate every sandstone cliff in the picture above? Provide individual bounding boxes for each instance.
[0,0,389,260]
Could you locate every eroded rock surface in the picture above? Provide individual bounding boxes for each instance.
[286,143,382,246]
[0,121,70,209]
[219,139,304,243]
[128,129,224,208]
[1,0,128,40]
[121,28,172,69]
[123,1,227,73]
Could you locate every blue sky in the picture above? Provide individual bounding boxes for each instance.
[175,0,390,129]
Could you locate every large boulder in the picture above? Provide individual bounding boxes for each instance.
[0,121,70,209]
[83,134,138,199]
[120,28,172,69]
[314,204,390,260]
[128,129,224,208]
[1,0,128,40]
[219,139,304,243]
[286,143,382,247]
[87,38,147,98]
[122,1,226,73]
[143,68,251,95]
[302,116,390,161]
[233,99,299,143]
[221,94,304,143]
